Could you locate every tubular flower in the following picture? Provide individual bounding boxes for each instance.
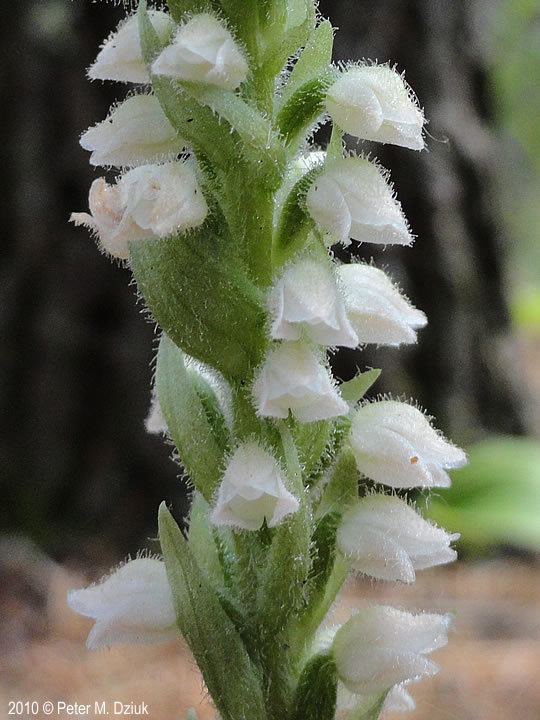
[337,494,459,582]
[306,157,413,247]
[350,401,467,488]
[89,12,173,84]
[337,264,427,346]
[326,65,425,150]
[332,606,451,695]
[268,258,358,347]
[80,95,185,168]
[253,343,349,422]
[211,442,299,531]
[70,161,207,259]
[152,14,249,90]
[67,558,177,650]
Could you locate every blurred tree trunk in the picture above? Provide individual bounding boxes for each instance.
[0,1,185,564]
[321,0,526,442]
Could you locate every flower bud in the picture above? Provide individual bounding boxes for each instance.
[337,264,427,346]
[332,606,451,695]
[350,401,467,488]
[152,14,249,91]
[67,558,177,650]
[89,12,173,84]
[337,494,459,583]
[71,161,207,259]
[269,258,358,348]
[211,442,300,531]
[253,343,348,422]
[306,157,412,247]
[80,95,185,168]
[326,65,425,150]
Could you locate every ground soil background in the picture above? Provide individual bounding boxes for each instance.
[2,543,540,720]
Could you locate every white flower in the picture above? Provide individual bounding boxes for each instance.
[269,258,358,347]
[67,558,177,650]
[337,264,427,346]
[70,177,148,260]
[332,605,451,695]
[70,161,207,259]
[350,401,467,488]
[326,65,425,150]
[89,12,173,84]
[253,343,348,422]
[121,161,208,237]
[152,14,248,91]
[306,157,413,247]
[211,442,299,530]
[80,95,184,168]
[337,494,459,582]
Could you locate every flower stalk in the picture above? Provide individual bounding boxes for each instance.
[69,1,465,719]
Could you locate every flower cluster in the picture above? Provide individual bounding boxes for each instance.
[69,3,464,719]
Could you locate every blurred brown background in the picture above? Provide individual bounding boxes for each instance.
[1,0,540,718]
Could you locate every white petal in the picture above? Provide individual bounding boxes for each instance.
[333,606,450,694]
[336,647,439,695]
[384,684,416,713]
[351,423,435,488]
[120,161,208,237]
[326,65,425,150]
[253,343,348,422]
[86,620,177,651]
[337,495,459,581]
[80,95,185,168]
[89,12,173,84]
[70,177,148,260]
[68,558,176,650]
[351,401,466,488]
[152,14,248,90]
[338,264,426,346]
[211,442,299,531]
[306,158,413,247]
[269,259,358,348]
[338,524,417,583]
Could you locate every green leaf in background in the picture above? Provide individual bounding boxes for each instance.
[424,437,540,552]
[159,504,267,720]
[511,287,540,330]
